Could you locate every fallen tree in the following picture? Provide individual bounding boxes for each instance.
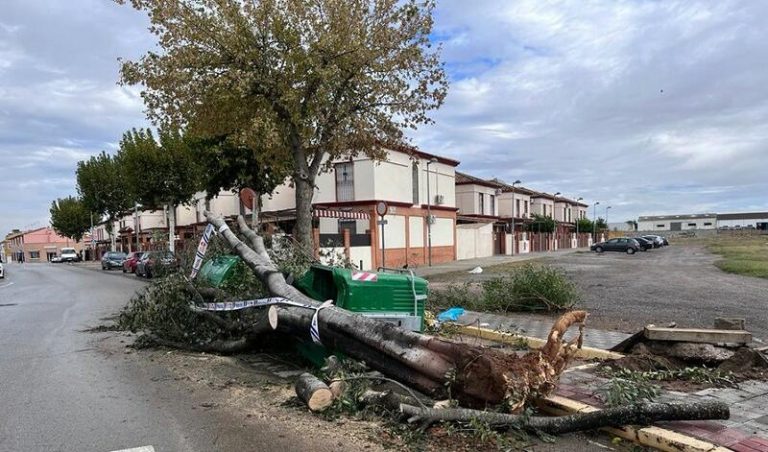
[203,212,586,409]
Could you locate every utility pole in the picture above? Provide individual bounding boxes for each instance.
[605,205,612,238]
[134,203,140,252]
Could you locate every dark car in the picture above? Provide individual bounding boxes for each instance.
[122,251,142,273]
[136,251,178,278]
[642,235,666,248]
[633,237,654,251]
[101,251,127,270]
[590,237,640,254]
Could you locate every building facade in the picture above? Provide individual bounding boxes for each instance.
[637,214,718,232]
[5,227,84,262]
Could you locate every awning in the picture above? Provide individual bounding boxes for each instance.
[314,209,370,220]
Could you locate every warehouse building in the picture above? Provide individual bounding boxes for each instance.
[716,212,768,230]
[637,213,717,232]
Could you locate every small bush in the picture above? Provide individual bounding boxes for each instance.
[481,264,579,312]
[430,264,579,313]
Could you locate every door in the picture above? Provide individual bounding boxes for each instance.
[670,222,682,231]
[604,238,619,250]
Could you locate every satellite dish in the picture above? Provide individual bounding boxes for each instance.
[239,188,257,210]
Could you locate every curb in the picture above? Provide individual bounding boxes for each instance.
[455,324,625,360]
[538,396,732,452]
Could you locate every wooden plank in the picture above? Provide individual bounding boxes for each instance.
[455,324,625,360]
[538,396,731,452]
[644,327,751,344]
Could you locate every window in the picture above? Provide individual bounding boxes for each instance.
[29,251,40,259]
[657,224,665,228]
[412,163,419,205]
[338,220,357,234]
[688,223,697,227]
[515,199,520,217]
[489,195,495,215]
[704,222,712,226]
[335,162,354,202]
[478,193,485,214]
[524,200,529,216]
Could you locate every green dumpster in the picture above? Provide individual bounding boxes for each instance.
[198,255,241,287]
[293,265,428,332]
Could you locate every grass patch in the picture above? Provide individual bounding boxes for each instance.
[707,236,768,279]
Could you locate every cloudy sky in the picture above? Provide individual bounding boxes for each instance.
[2,0,768,236]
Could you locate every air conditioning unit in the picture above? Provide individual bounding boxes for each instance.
[434,194,445,205]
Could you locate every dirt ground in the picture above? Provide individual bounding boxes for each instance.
[437,242,768,341]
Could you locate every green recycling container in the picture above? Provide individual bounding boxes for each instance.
[293,265,428,332]
[198,255,241,287]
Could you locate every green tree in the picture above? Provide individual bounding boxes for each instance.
[76,151,131,250]
[49,196,91,242]
[596,217,608,231]
[117,0,447,251]
[119,128,203,252]
[576,218,594,234]
[527,214,556,233]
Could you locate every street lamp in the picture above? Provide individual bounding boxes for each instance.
[605,206,612,234]
[574,197,583,247]
[551,192,561,251]
[510,180,521,254]
[426,157,438,266]
[593,201,600,243]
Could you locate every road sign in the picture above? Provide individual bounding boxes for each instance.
[239,188,257,210]
[376,201,388,217]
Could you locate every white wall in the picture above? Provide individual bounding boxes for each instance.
[432,217,454,246]
[638,217,717,231]
[261,183,296,212]
[531,197,555,217]
[409,216,424,247]
[349,246,373,271]
[378,214,406,248]
[456,223,493,260]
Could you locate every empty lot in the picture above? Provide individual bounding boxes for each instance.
[431,243,768,342]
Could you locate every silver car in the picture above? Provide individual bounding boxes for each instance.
[0,261,5,279]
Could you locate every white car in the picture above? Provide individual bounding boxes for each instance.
[0,261,4,279]
[60,247,79,262]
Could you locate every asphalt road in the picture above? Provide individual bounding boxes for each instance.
[0,263,350,452]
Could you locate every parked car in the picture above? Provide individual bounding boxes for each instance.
[101,251,127,270]
[136,251,178,278]
[60,247,80,262]
[642,235,667,248]
[632,237,654,251]
[0,261,4,279]
[122,252,142,273]
[50,256,63,263]
[590,237,641,254]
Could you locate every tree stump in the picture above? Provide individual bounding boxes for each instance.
[295,373,334,412]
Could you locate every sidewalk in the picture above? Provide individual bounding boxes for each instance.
[413,247,583,278]
[456,310,768,451]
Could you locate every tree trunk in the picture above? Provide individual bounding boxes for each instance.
[294,176,315,254]
[168,204,176,253]
[398,401,729,434]
[204,212,588,408]
[295,373,334,411]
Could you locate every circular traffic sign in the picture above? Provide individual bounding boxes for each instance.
[376,201,388,217]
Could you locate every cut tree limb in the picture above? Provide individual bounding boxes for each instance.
[295,373,334,411]
[399,400,729,434]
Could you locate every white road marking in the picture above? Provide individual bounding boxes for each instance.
[0,282,14,289]
[109,446,155,452]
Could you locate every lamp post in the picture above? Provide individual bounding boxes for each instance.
[574,197,583,247]
[605,205,612,238]
[426,157,437,266]
[510,180,521,254]
[551,192,561,251]
[593,201,600,243]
